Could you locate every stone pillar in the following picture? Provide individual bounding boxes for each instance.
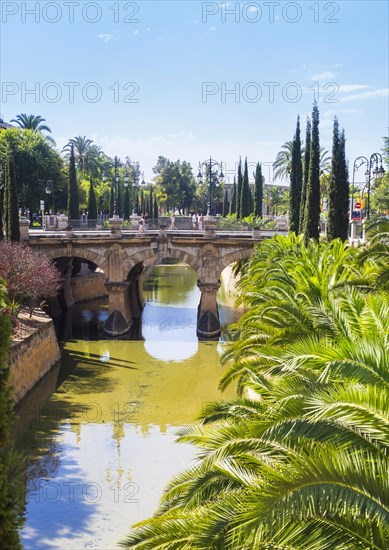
[62,258,75,308]
[109,216,123,238]
[104,282,132,336]
[203,217,217,239]
[57,214,69,230]
[19,217,30,241]
[197,280,221,340]
[253,226,261,240]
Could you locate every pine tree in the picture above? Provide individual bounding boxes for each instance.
[67,144,79,220]
[236,158,243,219]
[222,188,229,217]
[327,119,349,241]
[289,116,303,233]
[299,117,311,233]
[4,154,20,241]
[303,103,321,242]
[229,177,237,215]
[240,157,250,218]
[87,177,97,220]
[254,162,263,217]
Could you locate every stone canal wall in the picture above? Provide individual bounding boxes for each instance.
[9,309,61,403]
[71,271,107,303]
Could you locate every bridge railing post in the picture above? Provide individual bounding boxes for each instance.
[19,217,30,241]
[252,226,261,240]
[109,216,123,238]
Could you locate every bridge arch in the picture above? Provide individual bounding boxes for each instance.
[217,248,254,279]
[123,246,201,279]
[33,245,109,278]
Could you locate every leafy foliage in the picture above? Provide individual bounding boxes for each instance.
[123,232,389,549]
[0,242,62,316]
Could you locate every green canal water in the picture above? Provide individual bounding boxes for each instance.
[16,264,241,549]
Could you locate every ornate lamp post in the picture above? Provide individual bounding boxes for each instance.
[364,153,385,219]
[351,156,368,220]
[197,158,224,216]
[132,171,146,216]
[45,180,55,214]
[123,169,130,220]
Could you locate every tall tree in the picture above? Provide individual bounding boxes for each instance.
[4,153,20,241]
[222,188,229,217]
[67,145,79,220]
[153,195,159,220]
[240,157,251,218]
[273,140,293,181]
[63,136,93,171]
[236,158,243,219]
[254,162,263,217]
[289,116,303,233]
[229,177,237,215]
[10,113,55,145]
[299,117,311,233]
[303,103,321,242]
[124,185,130,220]
[327,118,349,241]
[87,177,97,220]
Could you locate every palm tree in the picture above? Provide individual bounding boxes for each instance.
[62,136,94,171]
[122,235,389,549]
[10,113,55,145]
[274,141,331,183]
[273,140,293,181]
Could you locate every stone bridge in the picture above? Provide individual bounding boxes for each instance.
[29,227,263,339]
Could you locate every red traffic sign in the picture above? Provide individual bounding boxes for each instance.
[355,202,361,209]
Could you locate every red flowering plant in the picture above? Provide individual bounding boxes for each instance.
[0,242,62,317]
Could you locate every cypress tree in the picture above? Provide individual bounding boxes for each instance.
[236,158,243,219]
[109,180,115,217]
[254,162,263,217]
[149,187,153,218]
[222,188,229,217]
[117,181,122,217]
[327,120,349,241]
[5,154,20,242]
[124,185,130,220]
[153,196,158,220]
[289,115,303,233]
[303,103,321,242]
[229,177,237,215]
[87,177,97,220]
[299,117,311,233]
[240,157,250,218]
[67,145,79,220]
[140,189,145,214]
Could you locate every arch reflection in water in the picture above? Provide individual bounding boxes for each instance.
[18,262,242,550]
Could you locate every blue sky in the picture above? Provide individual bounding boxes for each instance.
[1,0,388,183]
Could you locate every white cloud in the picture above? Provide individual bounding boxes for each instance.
[340,88,389,103]
[133,30,139,35]
[338,84,369,93]
[98,34,112,43]
[311,71,337,81]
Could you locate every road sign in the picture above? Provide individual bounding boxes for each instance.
[355,202,361,209]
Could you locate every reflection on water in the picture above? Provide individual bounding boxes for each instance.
[17,264,241,549]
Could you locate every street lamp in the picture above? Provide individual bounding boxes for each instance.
[197,157,224,216]
[45,180,54,214]
[123,169,130,220]
[132,172,146,216]
[102,156,121,217]
[364,153,385,219]
[351,156,368,220]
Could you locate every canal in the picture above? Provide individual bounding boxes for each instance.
[15,263,241,549]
